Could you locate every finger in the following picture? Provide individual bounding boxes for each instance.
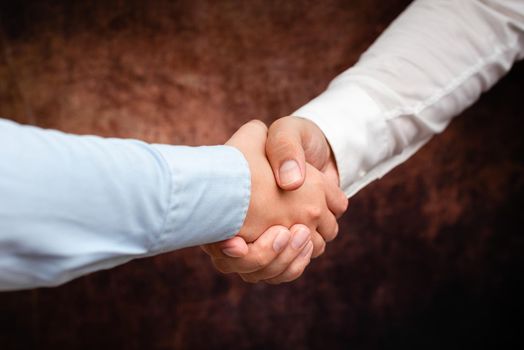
[265,240,314,284]
[317,209,339,243]
[266,118,306,190]
[239,224,311,283]
[323,155,341,187]
[226,119,268,152]
[201,236,249,259]
[221,237,250,257]
[310,230,327,258]
[322,172,348,218]
[211,226,290,274]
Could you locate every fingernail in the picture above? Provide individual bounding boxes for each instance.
[279,160,301,186]
[222,248,241,257]
[300,241,314,257]
[291,228,310,249]
[273,229,290,253]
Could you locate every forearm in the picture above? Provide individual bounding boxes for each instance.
[0,118,250,290]
[294,0,524,197]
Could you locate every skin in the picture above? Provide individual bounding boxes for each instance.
[202,224,314,284]
[266,116,341,191]
[201,117,348,284]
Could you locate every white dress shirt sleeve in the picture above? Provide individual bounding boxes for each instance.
[0,118,250,290]
[293,0,524,197]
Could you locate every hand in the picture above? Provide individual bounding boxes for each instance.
[202,224,315,284]
[205,116,347,255]
[225,120,347,243]
[266,116,340,190]
[201,118,347,284]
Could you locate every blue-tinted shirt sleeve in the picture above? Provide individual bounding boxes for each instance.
[0,118,250,290]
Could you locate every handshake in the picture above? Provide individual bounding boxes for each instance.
[201,116,348,284]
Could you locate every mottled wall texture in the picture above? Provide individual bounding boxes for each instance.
[0,1,523,349]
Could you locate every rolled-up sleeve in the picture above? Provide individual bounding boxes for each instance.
[0,118,250,290]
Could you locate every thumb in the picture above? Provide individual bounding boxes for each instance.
[266,118,306,190]
[218,236,249,258]
[201,236,249,258]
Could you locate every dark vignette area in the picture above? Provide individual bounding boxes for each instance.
[0,1,523,349]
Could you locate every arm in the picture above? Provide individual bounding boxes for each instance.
[204,0,524,282]
[294,0,524,196]
[0,119,345,290]
[0,118,250,290]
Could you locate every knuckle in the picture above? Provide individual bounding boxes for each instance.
[252,250,271,270]
[286,265,304,281]
[332,224,340,240]
[336,197,349,216]
[306,205,322,221]
[269,116,292,131]
[313,241,326,258]
[256,238,273,254]
[342,197,349,211]
[324,227,338,242]
[327,232,338,242]
[248,119,268,132]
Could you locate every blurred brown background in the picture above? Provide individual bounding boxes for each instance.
[0,0,523,349]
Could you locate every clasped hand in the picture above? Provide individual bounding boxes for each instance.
[201,117,348,284]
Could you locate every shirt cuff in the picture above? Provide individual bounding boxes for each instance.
[293,83,388,197]
[150,144,251,252]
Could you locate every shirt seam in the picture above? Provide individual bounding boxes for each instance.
[238,161,251,237]
[226,145,252,239]
[347,39,519,190]
[330,39,518,197]
[380,38,519,121]
[148,145,175,253]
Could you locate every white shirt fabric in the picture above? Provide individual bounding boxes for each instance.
[294,0,524,197]
[2,0,523,291]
